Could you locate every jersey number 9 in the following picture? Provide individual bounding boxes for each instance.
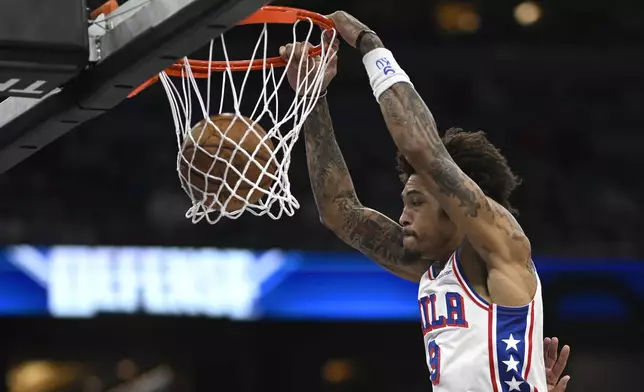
[428,340,441,385]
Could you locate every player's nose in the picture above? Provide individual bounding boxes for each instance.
[399,209,411,227]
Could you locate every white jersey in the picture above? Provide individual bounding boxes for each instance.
[418,251,546,392]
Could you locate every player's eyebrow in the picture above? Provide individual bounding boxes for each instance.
[401,189,423,199]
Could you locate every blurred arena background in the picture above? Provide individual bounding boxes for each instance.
[0,0,643,391]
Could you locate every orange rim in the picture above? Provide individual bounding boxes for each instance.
[90,0,118,19]
[129,6,334,97]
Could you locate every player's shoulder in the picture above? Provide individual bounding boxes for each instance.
[484,198,532,267]
[488,198,522,227]
[488,198,528,241]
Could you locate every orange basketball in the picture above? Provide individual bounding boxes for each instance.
[180,114,276,212]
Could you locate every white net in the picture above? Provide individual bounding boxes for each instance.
[159,18,337,224]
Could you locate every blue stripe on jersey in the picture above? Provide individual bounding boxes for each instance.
[495,304,532,392]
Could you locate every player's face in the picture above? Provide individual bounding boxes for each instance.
[399,175,462,263]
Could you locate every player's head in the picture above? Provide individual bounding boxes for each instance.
[396,128,521,263]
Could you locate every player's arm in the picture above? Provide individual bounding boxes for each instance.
[302,96,426,282]
[328,11,531,270]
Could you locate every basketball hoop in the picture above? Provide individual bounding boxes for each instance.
[132,6,336,224]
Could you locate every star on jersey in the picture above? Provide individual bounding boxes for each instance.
[504,376,524,391]
[502,355,520,372]
[502,334,521,351]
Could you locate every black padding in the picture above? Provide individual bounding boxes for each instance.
[0,0,89,97]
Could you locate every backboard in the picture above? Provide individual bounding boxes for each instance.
[0,0,268,173]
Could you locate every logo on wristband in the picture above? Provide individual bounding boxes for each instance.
[375,58,395,75]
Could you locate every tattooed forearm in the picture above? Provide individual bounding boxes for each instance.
[381,82,485,217]
[333,190,404,264]
[302,96,358,216]
[358,32,383,54]
[358,32,531,271]
[302,97,404,266]
[359,33,484,218]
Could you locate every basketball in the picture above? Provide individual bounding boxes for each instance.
[179,114,277,212]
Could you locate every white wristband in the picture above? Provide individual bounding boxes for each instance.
[362,48,413,102]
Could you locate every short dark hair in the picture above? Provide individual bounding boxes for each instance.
[396,128,521,214]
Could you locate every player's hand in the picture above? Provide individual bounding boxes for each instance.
[544,337,571,392]
[326,11,373,48]
[279,30,338,96]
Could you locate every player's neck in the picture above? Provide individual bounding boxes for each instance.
[431,241,476,270]
[426,250,455,273]
[456,240,480,266]
[421,239,476,272]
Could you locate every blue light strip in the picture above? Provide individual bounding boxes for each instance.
[0,245,640,320]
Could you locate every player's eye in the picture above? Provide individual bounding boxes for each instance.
[411,199,423,207]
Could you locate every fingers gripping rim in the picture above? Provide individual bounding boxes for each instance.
[129,6,334,97]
